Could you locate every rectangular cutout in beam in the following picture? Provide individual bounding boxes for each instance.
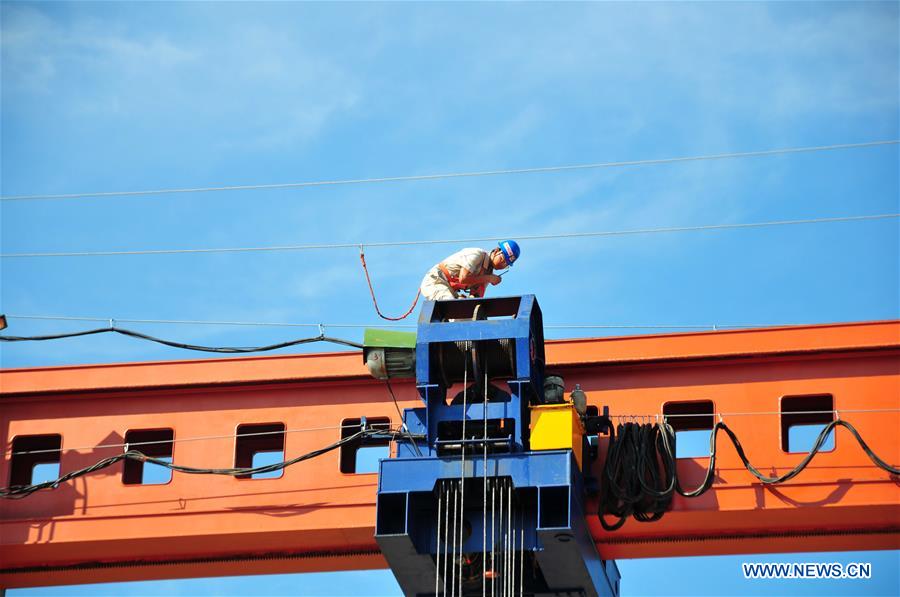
[9,434,61,487]
[123,429,174,485]
[781,395,835,453]
[235,423,285,480]
[664,400,714,458]
[340,417,391,474]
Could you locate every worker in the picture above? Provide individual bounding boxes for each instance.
[420,240,520,301]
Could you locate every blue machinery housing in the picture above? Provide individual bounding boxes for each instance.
[375,296,620,596]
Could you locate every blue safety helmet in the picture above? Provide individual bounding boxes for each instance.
[498,240,520,267]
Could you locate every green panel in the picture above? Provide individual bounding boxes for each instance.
[363,328,417,349]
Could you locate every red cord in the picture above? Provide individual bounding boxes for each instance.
[360,250,421,321]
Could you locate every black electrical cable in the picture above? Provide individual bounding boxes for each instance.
[679,418,900,493]
[384,377,423,457]
[0,429,391,499]
[0,452,132,500]
[0,326,363,352]
[599,422,675,531]
[598,418,900,531]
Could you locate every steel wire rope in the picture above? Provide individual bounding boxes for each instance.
[506,479,512,597]
[2,140,895,202]
[518,507,524,597]
[11,409,893,456]
[436,480,443,597]
[459,342,469,597]
[500,479,505,597]
[3,213,896,259]
[26,409,888,452]
[4,314,419,329]
[4,423,391,457]
[1,364,420,487]
[491,476,497,597]
[443,482,450,597]
[452,479,458,597]
[498,480,503,597]
[11,313,875,331]
[482,370,489,597]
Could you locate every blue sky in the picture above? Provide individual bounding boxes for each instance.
[2,1,898,596]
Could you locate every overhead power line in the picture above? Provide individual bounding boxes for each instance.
[2,213,896,259]
[0,326,364,352]
[5,424,375,456]
[1,140,896,202]
[3,314,821,331]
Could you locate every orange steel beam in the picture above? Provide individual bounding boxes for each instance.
[1,321,898,589]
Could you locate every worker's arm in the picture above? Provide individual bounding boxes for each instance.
[458,268,501,287]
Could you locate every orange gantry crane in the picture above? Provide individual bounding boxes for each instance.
[1,306,898,592]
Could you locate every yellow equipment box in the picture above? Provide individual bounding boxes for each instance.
[529,403,585,470]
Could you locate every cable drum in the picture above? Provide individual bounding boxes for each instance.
[434,339,516,387]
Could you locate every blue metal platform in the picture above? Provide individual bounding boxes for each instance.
[373,295,619,596]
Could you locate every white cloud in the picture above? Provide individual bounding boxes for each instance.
[1,4,362,151]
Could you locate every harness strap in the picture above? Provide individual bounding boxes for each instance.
[438,263,468,290]
[438,253,491,296]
